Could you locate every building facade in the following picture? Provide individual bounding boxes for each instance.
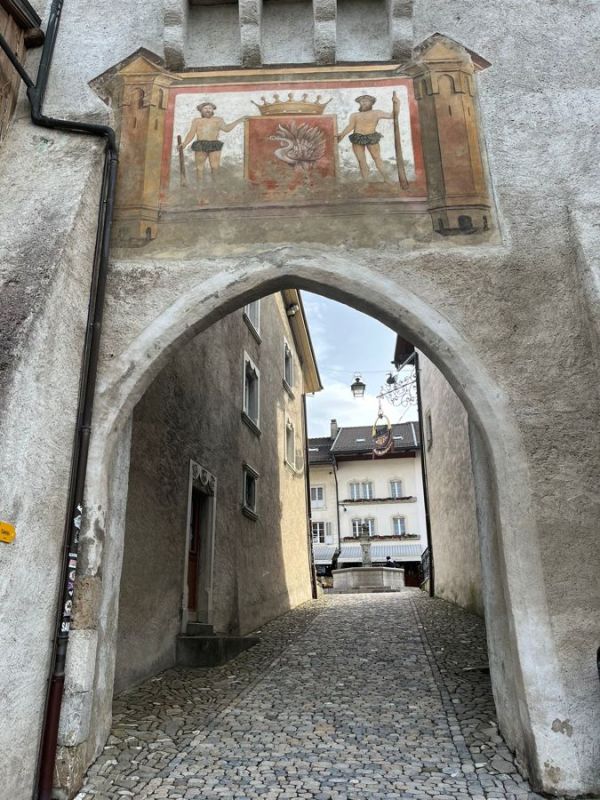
[309,420,426,585]
[110,290,321,696]
[1,1,599,796]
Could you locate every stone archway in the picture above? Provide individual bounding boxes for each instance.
[57,249,582,795]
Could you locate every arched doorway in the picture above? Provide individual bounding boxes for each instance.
[67,255,581,794]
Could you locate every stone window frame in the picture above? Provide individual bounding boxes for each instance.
[242,351,260,435]
[243,300,261,342]
[242,462,259,520]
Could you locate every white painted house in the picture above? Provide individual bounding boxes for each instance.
[308,419,427,585]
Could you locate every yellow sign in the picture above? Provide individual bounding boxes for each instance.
[0,521,16,543]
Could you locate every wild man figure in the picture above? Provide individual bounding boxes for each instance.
[337,94,400,182]
[179,101,246,186]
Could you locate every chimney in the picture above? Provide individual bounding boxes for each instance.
[330,419,338,439]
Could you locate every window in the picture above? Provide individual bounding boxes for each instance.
[390,480,403,498]
[242,353,260,431]
[243,300,261,339]
[393,516,407,536]
[285,419,295,468]
[310,486,325,508]
[311,521,325,543]
[283,339,294,389]
[312,521,333,544]
[352,518,375,537]
[349,481,373,500]
[242,464,259,519]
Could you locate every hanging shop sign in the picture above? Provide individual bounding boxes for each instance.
[372,414,394,457]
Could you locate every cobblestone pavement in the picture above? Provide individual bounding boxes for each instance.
[76,592,551,800]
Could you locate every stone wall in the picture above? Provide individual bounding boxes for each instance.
[420,355,483,616]
[114,294,312,693]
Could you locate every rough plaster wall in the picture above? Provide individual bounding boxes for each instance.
[420,356,483,616]
[262,0,313,65]
[336,0,389,62]
[467,419,528,772]
[113,294,312,692]
[185,4,242,68]
[0,0,599,795]
[0,115,104,796]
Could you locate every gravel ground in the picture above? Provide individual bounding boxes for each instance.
[76,591,553,800]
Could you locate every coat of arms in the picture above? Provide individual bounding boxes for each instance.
[243,94,336,190]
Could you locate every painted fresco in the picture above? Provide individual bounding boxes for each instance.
[92,36,495,250]
[164,81,424,211]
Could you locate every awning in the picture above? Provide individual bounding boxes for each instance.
[312,544,336,565]
[370,542,423,562]
[338,543,363,563]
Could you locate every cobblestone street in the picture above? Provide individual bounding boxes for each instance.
[77,593,549,800]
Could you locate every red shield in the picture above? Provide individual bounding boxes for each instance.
[245,115,337,191]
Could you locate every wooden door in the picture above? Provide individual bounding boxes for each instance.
[187,488,202,611]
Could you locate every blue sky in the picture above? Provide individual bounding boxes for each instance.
[302,292,418,437]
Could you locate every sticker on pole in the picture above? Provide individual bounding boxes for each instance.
[0,521,16,543]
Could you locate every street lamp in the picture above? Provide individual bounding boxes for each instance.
[350,374,366,398]
[348,362,416,408]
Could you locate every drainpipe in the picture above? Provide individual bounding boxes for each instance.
[413,352,435,597]
[1,3,118,798]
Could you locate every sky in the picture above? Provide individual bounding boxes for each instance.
[302,292,418,438]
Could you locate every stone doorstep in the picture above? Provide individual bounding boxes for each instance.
[185,622,217,637]
[176,634,260,668]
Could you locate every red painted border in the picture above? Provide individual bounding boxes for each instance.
[160,76,425,204]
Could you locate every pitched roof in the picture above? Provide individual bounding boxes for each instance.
[331,422,420,454]
[308,421,420,462]
[307,437,334,464]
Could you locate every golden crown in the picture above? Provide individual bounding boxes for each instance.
[251,93,331,116]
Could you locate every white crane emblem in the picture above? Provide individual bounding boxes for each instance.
[269,122,326,173]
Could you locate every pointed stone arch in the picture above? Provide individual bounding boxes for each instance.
[58,248,583,795]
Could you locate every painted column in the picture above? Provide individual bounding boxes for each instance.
[408,35,492,235]
[111,56,177,245]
